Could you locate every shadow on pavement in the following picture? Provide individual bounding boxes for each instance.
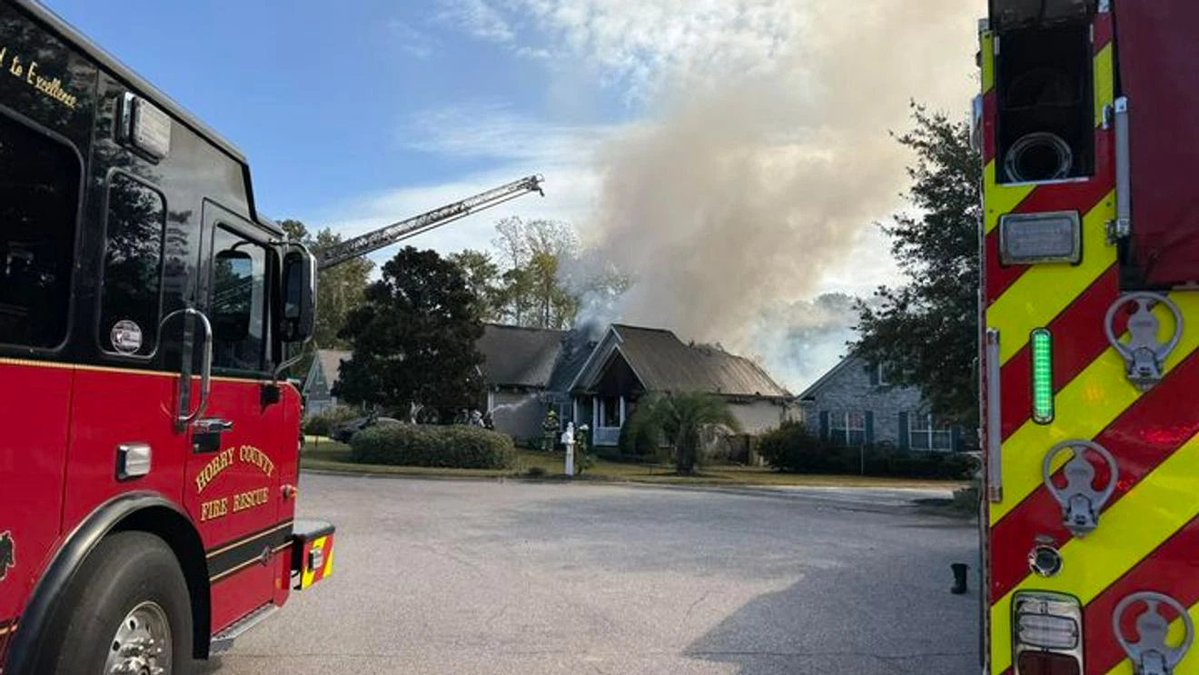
[684,550,981,675]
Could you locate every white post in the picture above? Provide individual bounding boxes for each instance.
[572,398,579,425]
[592,396,600,431]
[619,396,627,425]
[562,423,576,477]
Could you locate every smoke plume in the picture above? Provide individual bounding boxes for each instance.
[584,0,983,389]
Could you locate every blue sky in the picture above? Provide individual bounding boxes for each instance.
[44,0,983,388]
[45,0,612,220]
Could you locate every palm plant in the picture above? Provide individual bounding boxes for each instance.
[625,393,742,475]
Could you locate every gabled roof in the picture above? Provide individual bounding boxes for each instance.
[314,349,352,389]
[572,324,791,399]
[794,351,862,401]
[477,324,566,388]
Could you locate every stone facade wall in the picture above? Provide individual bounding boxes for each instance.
[799,355,925,447]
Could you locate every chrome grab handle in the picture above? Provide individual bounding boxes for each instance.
[194,418,233,434]
[1109,96,1132,241]
[159,307,214,430]
[1114,592,1194,675]
[985,329,1003,502]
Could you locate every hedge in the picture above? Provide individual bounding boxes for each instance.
[303,406,359,437]
[757,421,973,480]
[349,424,518,470]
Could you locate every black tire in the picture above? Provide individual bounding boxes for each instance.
[33,530,194,675]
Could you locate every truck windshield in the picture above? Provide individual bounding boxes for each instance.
[0,112,81,349]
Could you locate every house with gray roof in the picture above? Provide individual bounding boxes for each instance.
[796,352,967,452]
[476,324,594,442]
[569,325,793,447]
[302,349,352,416]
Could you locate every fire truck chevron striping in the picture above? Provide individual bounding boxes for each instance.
[980,1,1199,674]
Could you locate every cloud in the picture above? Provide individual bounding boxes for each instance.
[387,20,438,60]
[402,102,616,163]
[437,0,515,43]
[442,0,806,103]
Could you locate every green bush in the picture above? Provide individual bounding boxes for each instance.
[303,406,359,437]
[349,424,517,470]
[757,420,973,480]
[618,418,661,457]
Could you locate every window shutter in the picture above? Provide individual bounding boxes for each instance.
[898,412,910,450]
[868,364,880,386]
[865,411,875,445]
[819,411,830,440]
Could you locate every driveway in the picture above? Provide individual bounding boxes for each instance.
[208,474,979,674]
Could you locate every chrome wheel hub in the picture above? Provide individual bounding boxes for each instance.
[104,601,172,675]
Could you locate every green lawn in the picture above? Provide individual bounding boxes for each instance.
[300,436,965,490]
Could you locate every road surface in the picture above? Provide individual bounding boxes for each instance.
[208,474,979,674]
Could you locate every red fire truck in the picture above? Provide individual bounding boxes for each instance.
[979,1,1199,673]
[0,1,336,672]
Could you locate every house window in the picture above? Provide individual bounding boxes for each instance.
[876,364,889,386]
[910,413,953,452]
[831,411,866,447]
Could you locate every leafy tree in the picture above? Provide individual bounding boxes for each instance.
[447,249,502,322]
[854,104,982,424]
[335,246,485,422]
[489,216,625,329]
[624,393,742,475]
[279,219,373,349]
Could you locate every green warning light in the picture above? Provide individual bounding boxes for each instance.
[1032,329,1054,424]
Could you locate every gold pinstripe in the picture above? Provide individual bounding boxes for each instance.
[206,521,293,559]
[991,433,1199,673]
[0,356,286,386]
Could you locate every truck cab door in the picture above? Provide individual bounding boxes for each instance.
[186,202,288,625]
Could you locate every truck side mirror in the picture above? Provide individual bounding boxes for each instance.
[280,245,316,343]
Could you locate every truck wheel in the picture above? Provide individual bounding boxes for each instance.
[35,530,194,675]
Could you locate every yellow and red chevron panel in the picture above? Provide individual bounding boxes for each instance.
[981,9,1199,674]
[295,533,334,590]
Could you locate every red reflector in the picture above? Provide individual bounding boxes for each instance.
[1017,652,1082,675]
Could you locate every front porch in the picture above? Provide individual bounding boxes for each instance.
[574,394,628,447]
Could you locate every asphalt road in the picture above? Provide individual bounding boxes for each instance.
[207,474,979,675]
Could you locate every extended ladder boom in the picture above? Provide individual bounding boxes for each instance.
[317,174,545,270]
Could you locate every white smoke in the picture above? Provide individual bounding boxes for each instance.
[574,0,984,389]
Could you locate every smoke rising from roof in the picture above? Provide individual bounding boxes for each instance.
[584,0,982,389]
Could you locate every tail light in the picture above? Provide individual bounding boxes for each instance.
[1017,652,1082,675]
[1014,591,1085,674]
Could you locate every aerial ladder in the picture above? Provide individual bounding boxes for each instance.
[316,174,545,270]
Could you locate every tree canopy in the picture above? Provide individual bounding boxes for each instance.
[279,219,373,350]
[853,105,982,424]
[624,393,742,475]
[335,246,485,422]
